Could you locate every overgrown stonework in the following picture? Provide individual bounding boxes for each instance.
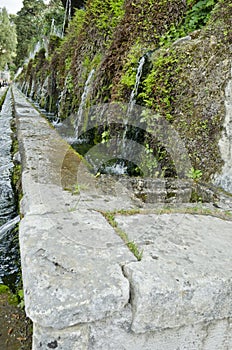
[16,0,232,183]
[138,2,232,181]
[12,2,232,348]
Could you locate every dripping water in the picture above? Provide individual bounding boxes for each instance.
[127,55,145,115]
[75,68,95,138]
[62,0,72,38]
[122,56,146,151]
[50,18,55,35]
[111,55,146,175]
[214,65,232,194]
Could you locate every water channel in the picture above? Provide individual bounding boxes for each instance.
[0,88,20,290]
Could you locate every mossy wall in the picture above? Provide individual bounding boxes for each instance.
[16,0,232,182]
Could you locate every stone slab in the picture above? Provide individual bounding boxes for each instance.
[12,85,232,349]
[13,87,140,214]
[88,309,232,350]
[34,308,232,350]
[115,213,232,333]
[33,322,89,350]
[12,87,137,329]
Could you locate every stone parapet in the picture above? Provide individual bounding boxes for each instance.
[12,86,232,349]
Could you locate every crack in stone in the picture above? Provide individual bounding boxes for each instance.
[35,248,77,275]
[121,264,132,307]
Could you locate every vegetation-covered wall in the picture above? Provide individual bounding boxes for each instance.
[16,0,232,182]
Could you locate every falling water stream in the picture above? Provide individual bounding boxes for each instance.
[62,0,72,38]
[127,55,145,115]
[0,88,20,289]
[75,68,95,138]
[70,59,147,176]
[105,55,146,175]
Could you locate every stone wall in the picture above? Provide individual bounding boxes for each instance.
[13,85,232,349]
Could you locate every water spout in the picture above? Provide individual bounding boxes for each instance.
[75,68,95,138]
[122,56,146,155]
[62,0,72,38]
[127,55,145,115]
[50,18,55,35]
[29,41,42,60]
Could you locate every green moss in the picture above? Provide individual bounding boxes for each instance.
[119,41,146,96]
[159,0,218,47]
[0,284,10,294]
[15,0,231,185]
[87,0,125,44]
[101,211,143,260]
[12,163,22,200]
[124,1,231,181]
[0,284,25,309]
[104,205,232,222]
[10,119,23,208]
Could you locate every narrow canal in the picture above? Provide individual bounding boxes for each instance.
[0,88,20,290]
[0,87,32,349]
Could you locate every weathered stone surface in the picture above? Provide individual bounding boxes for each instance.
[88,310,232,350]
[34,308,232,349]
[13,85,232,349]
[33,322,89,350]
[13,87,136,330]
[116,213,232,333]
[20,212,135,329]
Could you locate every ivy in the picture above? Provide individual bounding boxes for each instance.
[139,51,178,114]
[62,9,86,46]
[120,42,144,90]
[87,0,125,39]
[160,0,218,46]
[185,0,217,31]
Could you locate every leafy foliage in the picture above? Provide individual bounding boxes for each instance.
[14,0,46,68]
[41,0,65,37]
[15,0,231,181]
[87,0,125,35]
[188,167,203,181]
[0,7,17,70]
[160,0,218,46]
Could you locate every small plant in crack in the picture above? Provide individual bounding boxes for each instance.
[101,211,143,261]
[127,241,143,261]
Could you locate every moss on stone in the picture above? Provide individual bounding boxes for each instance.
[16,0,232,184]
[136,0,231,180]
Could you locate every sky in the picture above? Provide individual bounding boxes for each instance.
[0,0,23,14]
[0,0,50,15]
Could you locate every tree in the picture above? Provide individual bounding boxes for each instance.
[42,0,65,37]
[14,0,46,68]
[0,7,17,70]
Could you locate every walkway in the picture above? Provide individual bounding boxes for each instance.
[12,86,232,349]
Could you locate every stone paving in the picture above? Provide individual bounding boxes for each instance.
[12,85,232,349]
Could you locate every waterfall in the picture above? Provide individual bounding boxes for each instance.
[50,18,55,35]
[0,89,20,286]
[29,41,42,60]
[120,56,146,165]
[29,80,35,99]
[62,0,72,38]
[127,56,146,115]
[75,68,95,138]
[81,58,146,176]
